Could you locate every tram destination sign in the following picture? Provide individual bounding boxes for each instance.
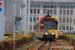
[44,18,54,21]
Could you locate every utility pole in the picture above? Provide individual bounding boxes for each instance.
[13,3,16,49]
[28,0,30,33]
[20,7,21,34]
[24,0,27,35]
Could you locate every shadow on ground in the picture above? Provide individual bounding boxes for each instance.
[37,38,55,42]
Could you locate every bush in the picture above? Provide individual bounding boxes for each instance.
[0,34,33,50]
[58,34,75,46]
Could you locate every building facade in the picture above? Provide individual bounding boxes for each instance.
[4,0,23,32]
[22,0,75,33]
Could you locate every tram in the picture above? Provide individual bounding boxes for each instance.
[35,15,58,39]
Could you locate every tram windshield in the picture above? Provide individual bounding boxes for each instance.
[41,21,58,29]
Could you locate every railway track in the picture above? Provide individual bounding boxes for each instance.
[27,39,74,50]
[27,41,45,50]
[37,41,54,50]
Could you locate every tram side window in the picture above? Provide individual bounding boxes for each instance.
[41,21,43,24]
[41,26,44,29]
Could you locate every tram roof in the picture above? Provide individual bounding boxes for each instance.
[35,16,58,24]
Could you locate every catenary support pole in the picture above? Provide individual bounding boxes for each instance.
[20,7,21,34]
[28,0,30,33]
[13,3,16,49]
[24,0,27,35]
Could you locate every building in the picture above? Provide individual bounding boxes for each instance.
[4,0,23,32]
[21,0,75,33]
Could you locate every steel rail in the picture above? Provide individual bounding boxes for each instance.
[36,41,46,50]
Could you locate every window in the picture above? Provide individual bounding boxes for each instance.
[67,6,69,9]
[54,10,56,14]
[27,9,28,13]
[54,2,56,6]
[51,6,53,8]
[63,18,65,23]
[70,10,73,14]
[63,10,65,14]
[64,2,67,6]
[34,5,36,7]
[66,26,69,30]
[50,9,53,14]
[54,6,56,8]
[34,9,36,14]
[74,18,75,24]
[63,6,66,8]
[47,10,49,13]
[51,2,54,5]
[47,6,49,8]
[70,3,72,6]
[70,18,72,23]
[43,6,46,8]
[34,17,36,22]
[33,25,36,30]
[27,17,28,22]
[67,18,69,23]
[67,10,69,14]
[37,17,39,21]
[37,5,40,7]
[74,3,75,6]
[30,25,32,30]
[30,17,32,22]
[60,10,62,14]
[61,2,64,6]
[71,6,73,9]
[37,9,40,14]
[74,18,75,21]
[63,26,65,30]
[59,18,61,23]
[74,22,75,24]
[43,9,46,14]
[30,9,33,14]
[60,6,62,8]
[67,2,70,6]
[30,5,33,7]
[45,2,48,6]
[41,26,44,29]
[59,26,61,30]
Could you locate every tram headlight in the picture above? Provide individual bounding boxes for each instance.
[52,33,55,35]
[45,32,48,35]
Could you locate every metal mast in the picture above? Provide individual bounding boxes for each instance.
[28,0,30,33]
[24,0,27,35]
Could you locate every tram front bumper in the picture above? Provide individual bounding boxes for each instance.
[43,34,55,39]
